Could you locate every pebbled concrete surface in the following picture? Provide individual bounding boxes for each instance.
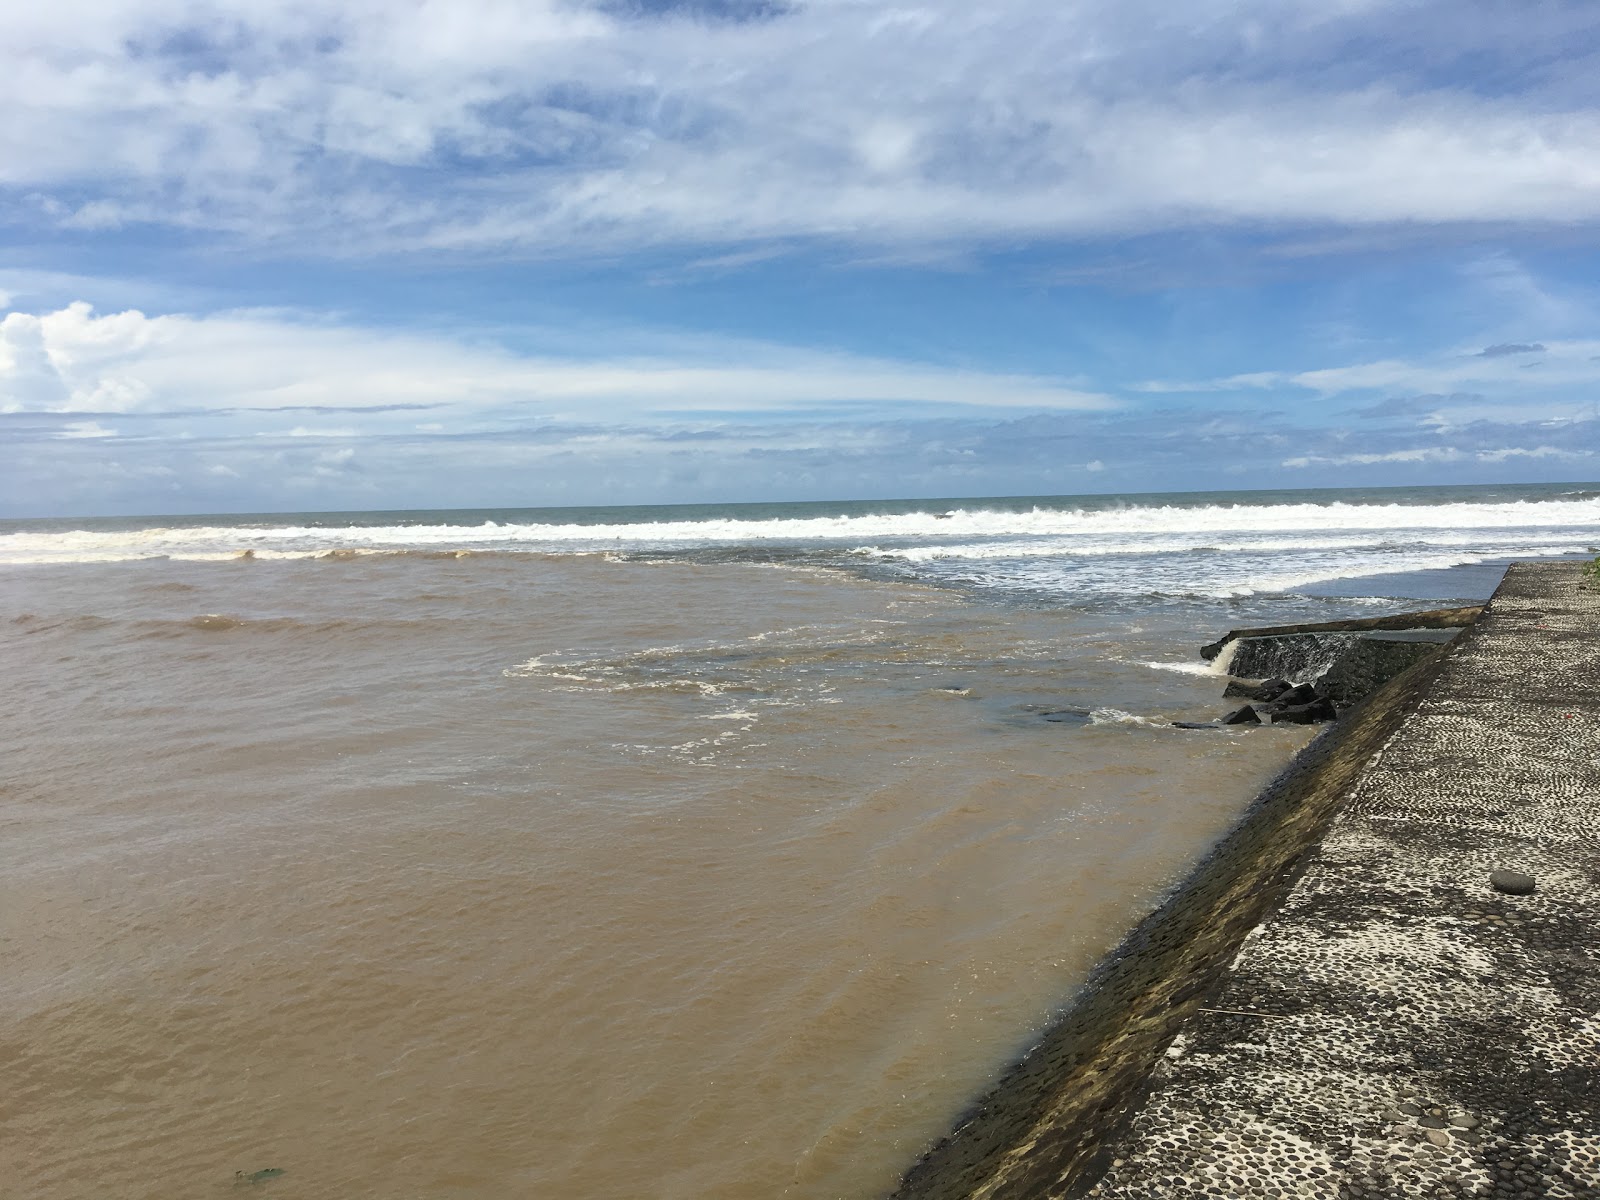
[1081,563,1600,1200]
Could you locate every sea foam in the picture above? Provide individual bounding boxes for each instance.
[2,494,1594,603]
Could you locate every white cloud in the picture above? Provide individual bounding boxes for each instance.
[1282,447,1465,468]
[0,299,1114,418]
[1141,338,1600,405]
[10,387,1599,517]
[1474,444,1584,463]
[55,419,117,439]
[1286,343,1600,395]
[2,1,1598,254]
[1281,443,1591,469]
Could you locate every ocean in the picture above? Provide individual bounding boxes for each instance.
[3,483,1595,1199]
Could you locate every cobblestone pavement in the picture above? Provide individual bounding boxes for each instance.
[1084,563,1600,1200]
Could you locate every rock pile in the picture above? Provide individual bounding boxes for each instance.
[1220,678,1339,726]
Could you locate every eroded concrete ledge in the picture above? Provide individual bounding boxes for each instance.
[1200,607,1484,662]
[890,598,1463,1200]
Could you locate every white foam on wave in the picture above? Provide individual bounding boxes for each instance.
[1087,707,1162,727]
[860,528,1599,564]
[1138,660,1220,676]
[5,500,1596,609]
[925,543,1593,601]
[3,496,1598,564]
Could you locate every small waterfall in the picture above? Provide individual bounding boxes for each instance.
[1224,632,1361,683]
[1210,638,1241,676]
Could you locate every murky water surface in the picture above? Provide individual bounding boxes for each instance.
[2,553,1321,1199]
[11,484,1558,1197]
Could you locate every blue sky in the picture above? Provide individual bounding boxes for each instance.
[3,0,1600,516]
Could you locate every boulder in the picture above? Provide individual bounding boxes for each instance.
[1277,682,1319,707]
[1269,697,1338,724]
[1223,677,1291,702]
[1268,705,1318,725]
[1221,705,1261,725]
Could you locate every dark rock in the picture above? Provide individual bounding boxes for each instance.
[1223,678,1292,702]
[1222,706,1261,725]
[1490,869,1536,895]
[1278,683,1319,706]
[1420,1115,1449,1129]
[1269,706,1315,724]
[1269,698,1337,725]
[1171,721,1224,730]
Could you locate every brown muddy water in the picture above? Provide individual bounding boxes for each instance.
[1,554,1314,1200]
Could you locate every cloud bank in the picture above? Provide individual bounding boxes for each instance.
[4,287,1597,516]
[5,0,1600,255]
[0,300,1112,418]
[5,6,1599,515]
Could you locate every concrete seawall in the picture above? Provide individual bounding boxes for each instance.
[892,562,1599,1200]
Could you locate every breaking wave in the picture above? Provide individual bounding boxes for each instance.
[3,490,1595,606]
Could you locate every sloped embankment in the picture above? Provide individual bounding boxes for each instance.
[1078,562,1600,1198]
[890,608,1470,1199]
[893,564,1600,1199]
[889,579,1600,1196]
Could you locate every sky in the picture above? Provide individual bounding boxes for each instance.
[3,0,1600,517]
